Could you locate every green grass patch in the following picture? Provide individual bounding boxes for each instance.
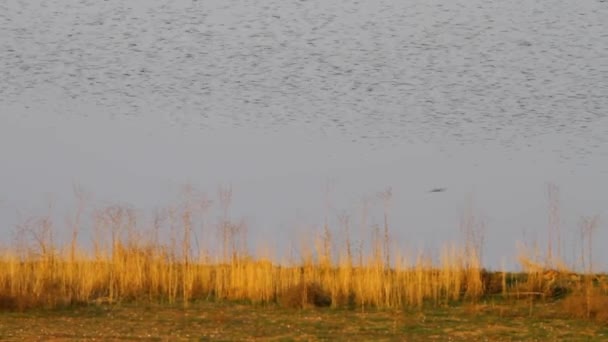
[0,301,606,341]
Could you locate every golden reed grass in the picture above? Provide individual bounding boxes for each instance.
[0,185,605,319]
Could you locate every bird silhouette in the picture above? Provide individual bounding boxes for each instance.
[429,188,446,193]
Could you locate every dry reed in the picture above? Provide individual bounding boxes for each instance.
[0,186,605,316]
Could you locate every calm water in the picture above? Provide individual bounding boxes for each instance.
[1,0,607,268]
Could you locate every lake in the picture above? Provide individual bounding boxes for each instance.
[1,0,607,269]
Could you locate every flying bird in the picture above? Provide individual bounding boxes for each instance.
[429,188,446,193]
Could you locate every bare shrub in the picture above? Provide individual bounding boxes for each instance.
[0,294,19,311]
[562,288,608,324]
[278,282,331,309]
[480,269,503,295]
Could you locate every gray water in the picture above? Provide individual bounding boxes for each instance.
[1,0,607,268]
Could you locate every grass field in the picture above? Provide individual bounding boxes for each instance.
[0,186,606,339]
[0,300,607,341]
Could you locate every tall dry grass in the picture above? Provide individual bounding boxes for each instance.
[0,187,486,311]
[0,185,605,318]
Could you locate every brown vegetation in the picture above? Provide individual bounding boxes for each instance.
[0,185,605,327]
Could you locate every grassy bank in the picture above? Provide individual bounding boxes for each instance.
[1,301,607,341]
[0,186,606,329]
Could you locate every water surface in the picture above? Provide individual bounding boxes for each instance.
[1,0,607,268]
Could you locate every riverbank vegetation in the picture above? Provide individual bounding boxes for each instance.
[0,185,606,338]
